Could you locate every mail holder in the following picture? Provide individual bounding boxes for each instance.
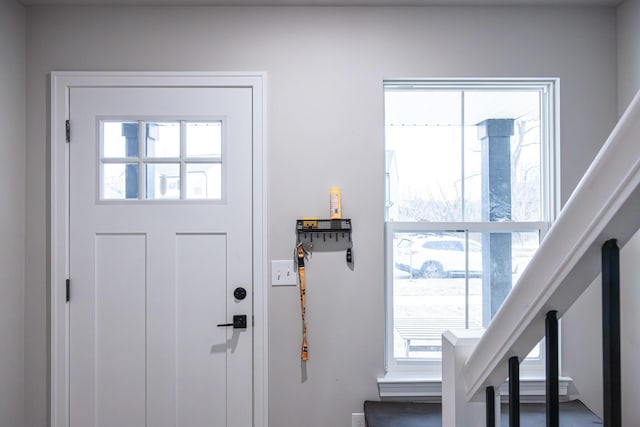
[295,219,353,264]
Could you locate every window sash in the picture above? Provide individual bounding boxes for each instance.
[384,221,550,373]
[384,78,558,224]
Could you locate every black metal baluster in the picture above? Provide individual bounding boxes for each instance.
[602,239,621,427]
[509,356,520,427]
[486,386,495,427]
[546,311,559,427]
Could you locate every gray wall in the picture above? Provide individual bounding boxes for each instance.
[617,0,640,423]
[561,276,603,416]
[25,6,617,427]
[0,1,25,427]
[617,0,640,113]
[562,1,640,422]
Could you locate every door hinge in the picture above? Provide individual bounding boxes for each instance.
[65,120,70,143]
[66,279,70,302]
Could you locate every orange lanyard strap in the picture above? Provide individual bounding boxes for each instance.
[297,245,309,361]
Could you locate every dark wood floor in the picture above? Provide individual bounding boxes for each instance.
[364,400,602,427]
[364,401,441,427]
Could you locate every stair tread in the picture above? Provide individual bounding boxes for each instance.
[500,400,602,426]
[364,401,441,427]
[363,399,602,427]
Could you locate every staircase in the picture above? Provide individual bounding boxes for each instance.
[441,90,640,425]
[363,400,601,426]
[369,90,640,426]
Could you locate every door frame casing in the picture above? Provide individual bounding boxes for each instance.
[50,72,268,427]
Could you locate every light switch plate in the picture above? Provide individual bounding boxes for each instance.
[351,413,365,427]
[271,260,297,286]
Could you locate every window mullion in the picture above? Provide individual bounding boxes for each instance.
[180,120,186,200]
[386,221,549,233]
[464,230,469,329]
[461,90,465,222]
[138,120,145,200]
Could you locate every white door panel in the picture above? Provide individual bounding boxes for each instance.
[95,234,147,426]
[175,234,227,426]
[69,86,253,427]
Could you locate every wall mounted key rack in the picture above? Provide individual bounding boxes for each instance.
[295,219,353,265]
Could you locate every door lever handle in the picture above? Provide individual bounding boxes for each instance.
[217,315,247,329]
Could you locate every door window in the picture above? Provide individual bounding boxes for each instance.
[100,120,223,201]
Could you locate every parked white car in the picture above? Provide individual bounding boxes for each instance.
[394,235,483,278]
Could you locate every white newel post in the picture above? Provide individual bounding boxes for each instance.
[442,330,497,427]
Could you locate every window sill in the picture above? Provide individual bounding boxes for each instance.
[377,375,443,401]
[377,375,573,402]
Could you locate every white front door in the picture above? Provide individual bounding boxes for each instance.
[67,84,253,427]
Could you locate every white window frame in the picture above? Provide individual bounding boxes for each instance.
[382,78,560,387]
[98,118,225,202]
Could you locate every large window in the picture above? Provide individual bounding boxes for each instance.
[384,79,557,376]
